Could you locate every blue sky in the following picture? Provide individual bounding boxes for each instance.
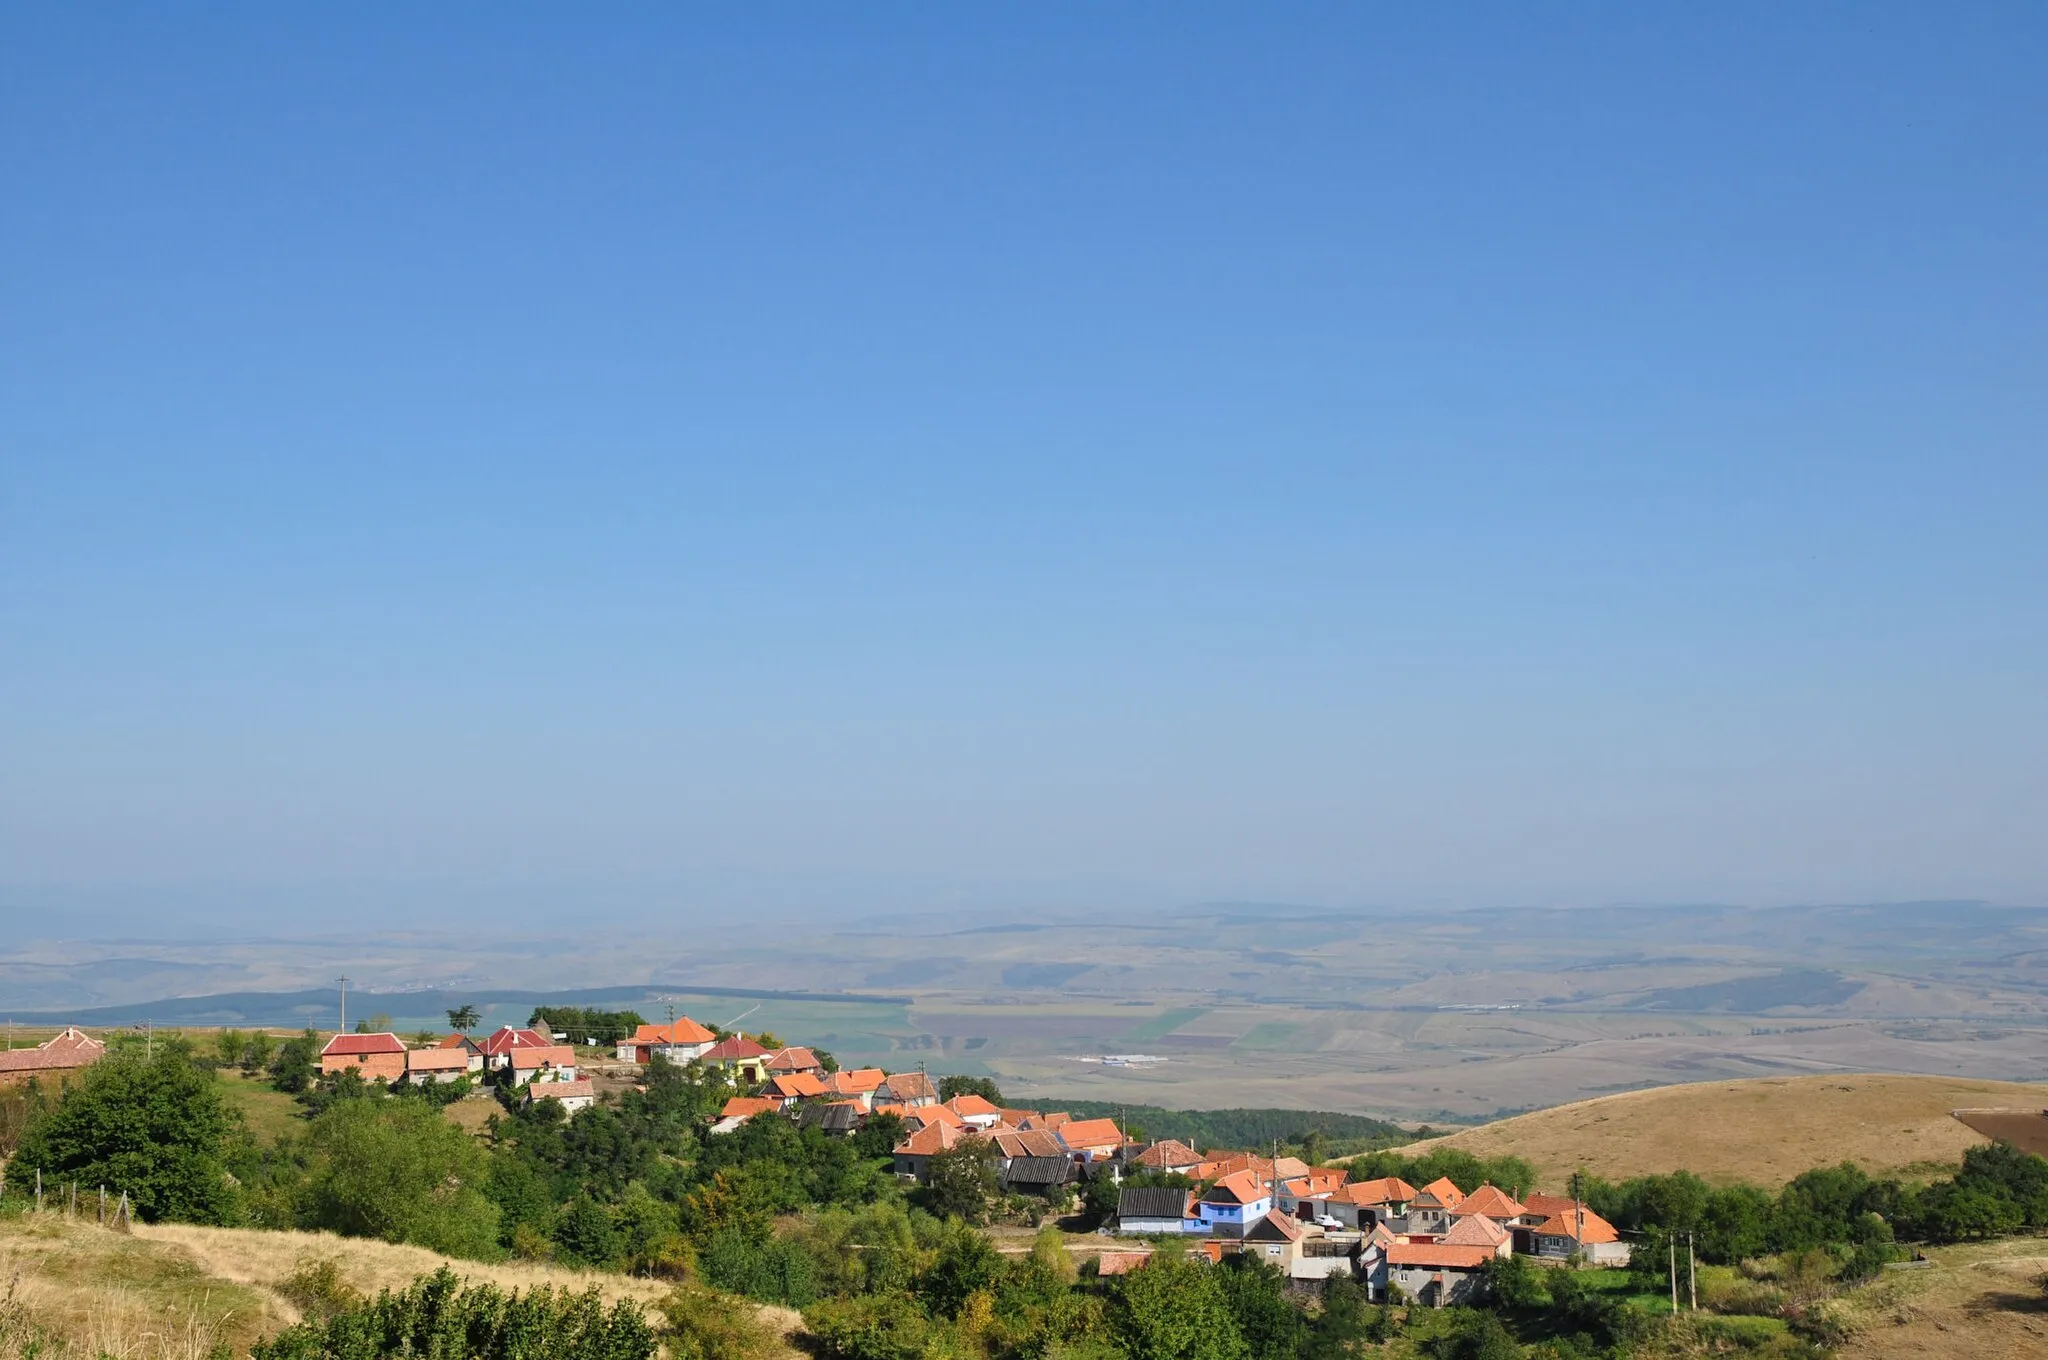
[4,5,2044,930]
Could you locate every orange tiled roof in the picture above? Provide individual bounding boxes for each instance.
[1412,1176,1467,1208]
[1057,1117,1125,1150]
[719,1096,780,1120]
[1025,1111,1072,1130]
[529,1078,595,1101]
[1340,1176,1417,1206]
[1531,1208,1620,1246]
[1388,1243,1495,1270]
[765,1046,822,1071]
[321,1032,406,1057]
[630,1017,716,1046]
[1457,1183,1526,1220]
[405,1048,470,1070]
[829,1067,886,1093]
[1443,1213,1509,1248]
[1095,1250,1151,1276]
[1285,1169,1350,1198]
[1134,1139,1202,1169]
[945,1093,1001,1118]
[768,1072,830,1099]
[894,1121,973,1156]
[1202,1169,1270,1206]
[878,1071,937,1101]
[703,1036,769,1061]
[509,1044,577,1069]
[991,1128,1067,1159]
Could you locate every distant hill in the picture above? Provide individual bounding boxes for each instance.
[1051,1101,1405,1151]
[3,983,912,1029]
[1395,1073,2048,1188]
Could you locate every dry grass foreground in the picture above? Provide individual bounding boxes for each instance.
[1832,1237,2048,1359]
[1397,1073,2048,1189]
[0,1213,804,1359]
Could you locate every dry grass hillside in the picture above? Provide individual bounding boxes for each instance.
[0,1213,803,1359]
[1833,1236,2048,1359]
[1397,1073,2048,1188]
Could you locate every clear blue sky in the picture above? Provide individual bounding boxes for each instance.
[4,6,2044,930]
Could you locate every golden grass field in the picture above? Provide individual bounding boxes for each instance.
[0,1213,805,1359]
[1397,1072,2048,1188]
[1832,1237,2048,1359]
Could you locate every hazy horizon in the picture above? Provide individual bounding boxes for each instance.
[6,8,2046,936]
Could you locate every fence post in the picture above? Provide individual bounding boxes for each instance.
[35,1167,42,1212]
[99,1184,107,1227]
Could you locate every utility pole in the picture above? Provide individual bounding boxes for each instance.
[1669,1237,1678,1313]
[337,976,350,1034]
[1688,1231,1698,1310]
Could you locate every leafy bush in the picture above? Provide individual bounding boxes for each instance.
[658,1284,779,1360]
[251,1267,655,1360]
[277,1258,366,1323]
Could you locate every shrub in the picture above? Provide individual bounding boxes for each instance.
[277,1257,367,1323]
[659,1284,779,1360]
[251,1267,655,1360]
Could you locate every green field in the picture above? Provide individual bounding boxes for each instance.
[1234,1023,1303,1050]
[217,1070,304,1144]
[1121,1007,1211,1043]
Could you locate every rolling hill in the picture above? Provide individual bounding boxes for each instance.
[1396,1072,2048,1188]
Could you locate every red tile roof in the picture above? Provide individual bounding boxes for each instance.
[895,1121,973,1156]
[1095,1250,1152,1276]
[1133,1139,1202,1169]
[1412,1176,1467,1208]
[1284,1169,1350,1198]
[764,1046,822,1071]
[768,1072,829,1099]
[0,1028,105,1074]
[1203,1169,1271,1206]
[529,1078,594,1101]
[630,1018,716,1046]
[406,1048,471,1071]
[828,1067,886,1093]
[1456,1184,1526,1221]
[1443,1213,1510,1248]
[879,1072,937,1101]
[719,1096,781,1120]
[509,1044,577,1070]
[1057,1117,1125,1150]
[436,1033,481,1050]
[1388,1243,1496,1270]
[1530,1208,1621,1245]
[703,1036,769,1061]
[1340,1176,1418,1206]
[321,1032,406,1057]
[1089,1253,1155,1278]
[478,1026,551,1056]
[945,1093,1001,1118]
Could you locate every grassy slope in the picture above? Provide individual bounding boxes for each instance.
[1833,1237,2048,1359]
[1395,1073,2048,1188]
[0,1213,804,1358]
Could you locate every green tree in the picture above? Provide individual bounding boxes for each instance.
[937,1075,1005,1106]
[215,1029,247,1067]
[1426,1309,1520,1360]
[1482,1252,1544,1310]
[1301,1274,1373,1360]
[269,1029,320,1093]
[242,1029,276,1073]
[1111,1254,1248,1360]
[1214,1255,1301,1360]
[447,1005,481,1033]
[555,1192,621,1267]
[13,1040,236,1224]
[659,1283,778,1360]
[923,1138,1001,1224]
[302,1096,501,1258]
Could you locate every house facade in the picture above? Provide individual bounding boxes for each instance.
[320,1032,407,1082]
[616,1018,717,1064]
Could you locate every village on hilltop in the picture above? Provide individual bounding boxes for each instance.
[3,1012,1627,1306]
